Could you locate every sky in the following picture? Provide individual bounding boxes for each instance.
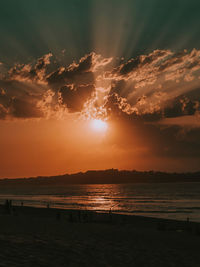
[0,0,200,178]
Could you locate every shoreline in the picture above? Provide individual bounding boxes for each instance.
[1,197,200,223]
[1,204,200,233]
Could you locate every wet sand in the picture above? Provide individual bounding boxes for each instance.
[0,205,200,266]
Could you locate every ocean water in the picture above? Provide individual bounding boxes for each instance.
[0,182,200,222]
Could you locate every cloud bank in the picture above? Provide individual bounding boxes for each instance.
[0,49,199,123]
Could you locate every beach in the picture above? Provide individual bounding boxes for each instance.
[0,205,200,266]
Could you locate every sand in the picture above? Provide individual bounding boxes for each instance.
[0,205,200,267]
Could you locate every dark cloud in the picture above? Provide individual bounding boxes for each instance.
[107,112,200,163]
[163,96,198,118]
[59,84,95,112]
[0,79,47,119]
[117,50,168,76]
[11,97,43,118]
[119,56,141,75]
[9,53,52,83]
[47,53,95,90]
[149,125,200,159]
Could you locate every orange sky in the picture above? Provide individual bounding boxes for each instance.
[0,117,139,178]
[1,114,199,178]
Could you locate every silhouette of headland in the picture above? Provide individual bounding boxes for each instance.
[0,169,200,186]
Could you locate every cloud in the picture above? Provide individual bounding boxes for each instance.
[105,49,200,121]
[59,84,95,112]
[0,79,48,119]
[157,114,200,128]
[10,97,43,118]
[0,103,8,119]
[47,53,109,113]
[47,53,112,89]
[9,53,52,84]
[0,49,200,123]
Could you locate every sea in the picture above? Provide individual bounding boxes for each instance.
[0,182,200,222]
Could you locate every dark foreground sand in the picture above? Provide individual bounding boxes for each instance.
[0,205,200,267]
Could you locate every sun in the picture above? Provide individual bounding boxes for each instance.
[90,119,108,132]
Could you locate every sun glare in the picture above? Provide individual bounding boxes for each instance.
[91,119,108,132]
